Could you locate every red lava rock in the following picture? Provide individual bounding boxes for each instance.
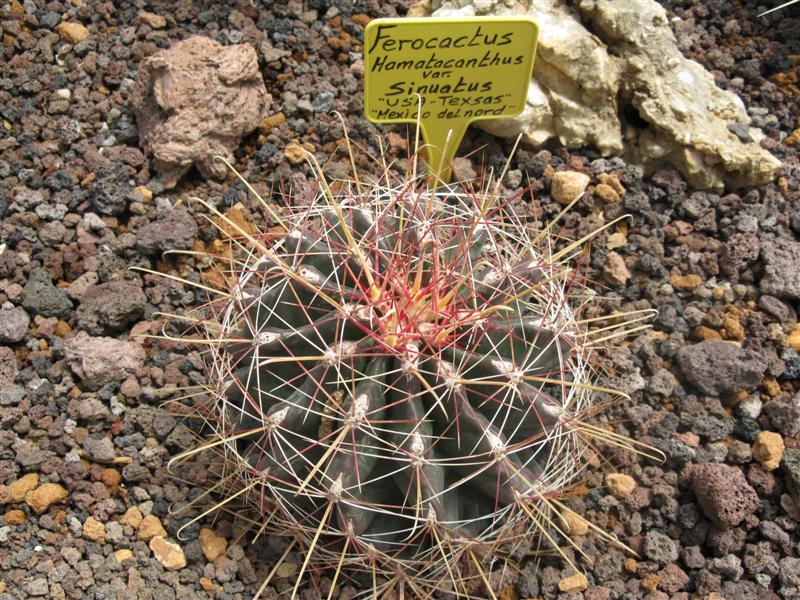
[690,463,759,529]
[132,36,271,188]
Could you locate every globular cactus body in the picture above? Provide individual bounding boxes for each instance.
[205,176,601,592]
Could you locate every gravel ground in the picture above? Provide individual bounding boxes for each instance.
[0,0,799,599]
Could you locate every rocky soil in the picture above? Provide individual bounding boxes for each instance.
[0,0,799,599]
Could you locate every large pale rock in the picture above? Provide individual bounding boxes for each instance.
[65,332,145,390]
[430,0,780,190]
[132,36,271,188]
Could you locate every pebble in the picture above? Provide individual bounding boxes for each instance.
[121,506,144,528]
[149,536,187,570]
[561,509,589,536]
[135,208,198,255]
[669,274,702,291]
[55,21,90,43]
[199,527,228,561]
[644,531,679,565]
[25,483,68,514]
[1,473,39,504]
[690,464,759,529]
[602,251,630,286]
[606,473,636,499]
[550,171,590,205]
[76,280,147,334]
[83,516,106,543]
[593,182,620,203]
[138,514,167,541]
[752,430,784,471]
[284,142,307,165]
[65,332,145,390]
[676,340,767,396]
[558,573,588,593]
[4,509,25,525]
[21,269,73,319]
[114,549,134,563]
[0,305,30,343]
[138,10,167,28]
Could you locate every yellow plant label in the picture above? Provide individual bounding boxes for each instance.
[364,17,538,183]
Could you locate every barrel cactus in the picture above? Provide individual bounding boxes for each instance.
[174,149,649,597]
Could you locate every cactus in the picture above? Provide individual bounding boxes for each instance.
[165,141,656,598]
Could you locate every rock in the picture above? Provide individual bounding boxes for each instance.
[138,514,167,541]
[560,509,589,536]
[763,395,800,438]
[558,573,588,593]
[76,280,147,334]
[25,483,68,514]
[65,332,145,390]
[21,269,73,318]
[135,208,198,256]
[452,157,477,181]
[602,251,630,286]
[0,305,29,343]
[114,549,134,563]
[149,536,187,570]
[199,528,228,561]
[779,557,800,590]
[22,577,49,597]
[82,435,117,462]
[593,182,619,203]
[676,340,767,396]
[284,142,306,165]
[121,506,144,529]
[690,464,758,529]
[67,271,100,301]
[761,239,800,300]
[606,473,636,499]
[550,171,590,205]
[132,36,271,188]
[644,531,679,565]
[669,274,702,292]
[138,10,167,28]
[1,473,39,504]
[432,0,780,191]
[83,516,106,543]
[55,21,90,43]
[4,509,25,525]
[782,448,800,507]
[752,431,784,472]
[788,324,800,352]
[92,162,132,216]
[0,347,18,388]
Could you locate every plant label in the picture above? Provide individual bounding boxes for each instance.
[364,16,538,183]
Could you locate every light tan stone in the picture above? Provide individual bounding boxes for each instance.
[606,473,636,499]
[5,473,39,503]
[25,483,68,514]
[83,516,106,543]
[199,528,228,562]
[149,536,187,570]
[787,324,800,352]
[670,274,702,291]
[561,509,589,536]
[114,549,134,563]
[138,514,167,541]
[121,506,143,529]
[752,431,785,472]
[550,171,590,205]
[56,22,90,43]
[284,142,306,165]
[558,573,588,593]
[138,11,166,29]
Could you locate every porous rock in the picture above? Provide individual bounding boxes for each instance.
[76,280,147,334]
[65,331,145,390]
[132,36,271,188]
[135,208,198,255]
[0,305,30,343]
[760,238,800,300]
[430,0,780,190]
[676,340,767,396]
[690,463,759,529]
